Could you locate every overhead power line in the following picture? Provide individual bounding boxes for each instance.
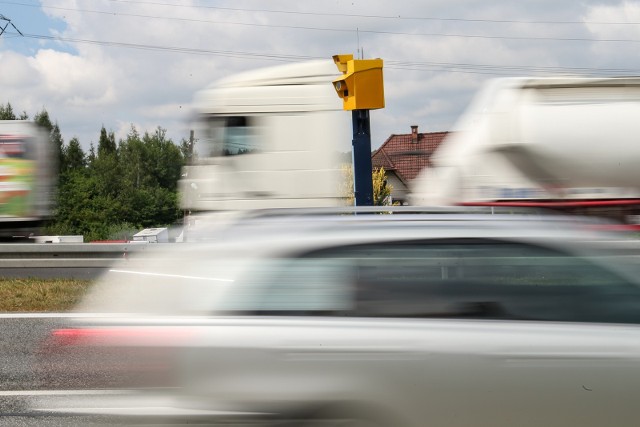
[0,13,23,37]
[81,0,640,26]
[3,1,640,44]
[6,31,640,77]
[13,32,318,62]
[385,62,640,77]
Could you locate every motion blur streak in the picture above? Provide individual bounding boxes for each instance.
[46,327,197,347]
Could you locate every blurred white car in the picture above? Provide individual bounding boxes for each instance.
[36,208,640,427]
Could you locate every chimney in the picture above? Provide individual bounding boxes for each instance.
[410,125,418,143]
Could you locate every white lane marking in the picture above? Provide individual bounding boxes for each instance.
[42,407,271,416]
[109,269,234,282]
[0,389,132,397]
[0,312,118,319]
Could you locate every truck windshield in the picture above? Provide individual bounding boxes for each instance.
[193,116,258,162]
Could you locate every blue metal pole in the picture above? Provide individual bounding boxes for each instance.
[352,109,374,206]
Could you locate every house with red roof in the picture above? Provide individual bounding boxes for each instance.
[372,125,449,205]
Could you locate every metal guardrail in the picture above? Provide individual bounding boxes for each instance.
[0,242,154,279]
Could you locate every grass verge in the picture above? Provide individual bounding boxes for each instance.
[0,278,93,312]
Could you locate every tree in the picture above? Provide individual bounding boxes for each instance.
[0,103,28,120]
[91,126,121,198]
[50,123,64,171]
[87,143,96,164]
[116,126,184,227]
[341,164,395,206]
[98,126,117,158]
[140,127,184,190]
[372,167,394,206]
[0,104,190,240]
[0,102,16,120]
[118,126,144,188]
[47,171,125,242]
[179,136,195,165]
[33,109,64,177]
[34,109,54,132]
[63,137,86,173]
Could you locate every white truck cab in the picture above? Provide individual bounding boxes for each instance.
[180,60,352,213]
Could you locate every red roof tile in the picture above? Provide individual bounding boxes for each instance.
[372,130,449,184]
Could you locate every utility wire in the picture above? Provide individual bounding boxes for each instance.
[71,0,640,26]
[13,32,318,62]
[2,1,640,44]
[386,58,640,76]
[0,13,23,37]
[6,30,640,77]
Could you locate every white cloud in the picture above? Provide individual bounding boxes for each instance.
[0,51,40,86]
[28,49,116,105]
[584,1,640,38]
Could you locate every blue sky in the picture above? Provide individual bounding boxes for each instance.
[0,0,73,55]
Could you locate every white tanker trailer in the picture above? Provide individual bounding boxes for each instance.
[411,77,640,226]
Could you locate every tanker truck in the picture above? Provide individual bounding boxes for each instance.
[410,77,640,227]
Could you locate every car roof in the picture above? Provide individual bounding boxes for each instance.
[186,206,626,250]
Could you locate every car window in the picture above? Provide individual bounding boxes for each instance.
[219,239,640,324]
[217,258,354,314]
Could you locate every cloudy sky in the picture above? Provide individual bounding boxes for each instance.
[1,0,639,150]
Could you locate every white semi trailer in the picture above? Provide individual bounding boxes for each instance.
[179,60,351,214]
[0,121,56,239]
[411,77,640,226]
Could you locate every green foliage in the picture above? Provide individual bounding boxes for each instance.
[0,102,16,120]
[3,103,192,241]
[180,135,195,164]
[39,119,187,241]
[33,110,63,177]
[98,126,117,157]
[372,167,394,206]
[341,164,396,206]
[119,126,183,191]
[34,109,54,132]
[63,137,86,172]
[50,123,64,170]
[87,143,96,164]
[0,102,27,120]
[54,124,186,240]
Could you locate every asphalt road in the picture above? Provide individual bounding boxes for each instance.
[0,315,125,426]
[0,267,109,280]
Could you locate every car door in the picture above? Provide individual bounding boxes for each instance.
[328,239,640,427]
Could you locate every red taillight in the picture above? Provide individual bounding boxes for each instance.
[37,326,193,389]
[43,327,196,350]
